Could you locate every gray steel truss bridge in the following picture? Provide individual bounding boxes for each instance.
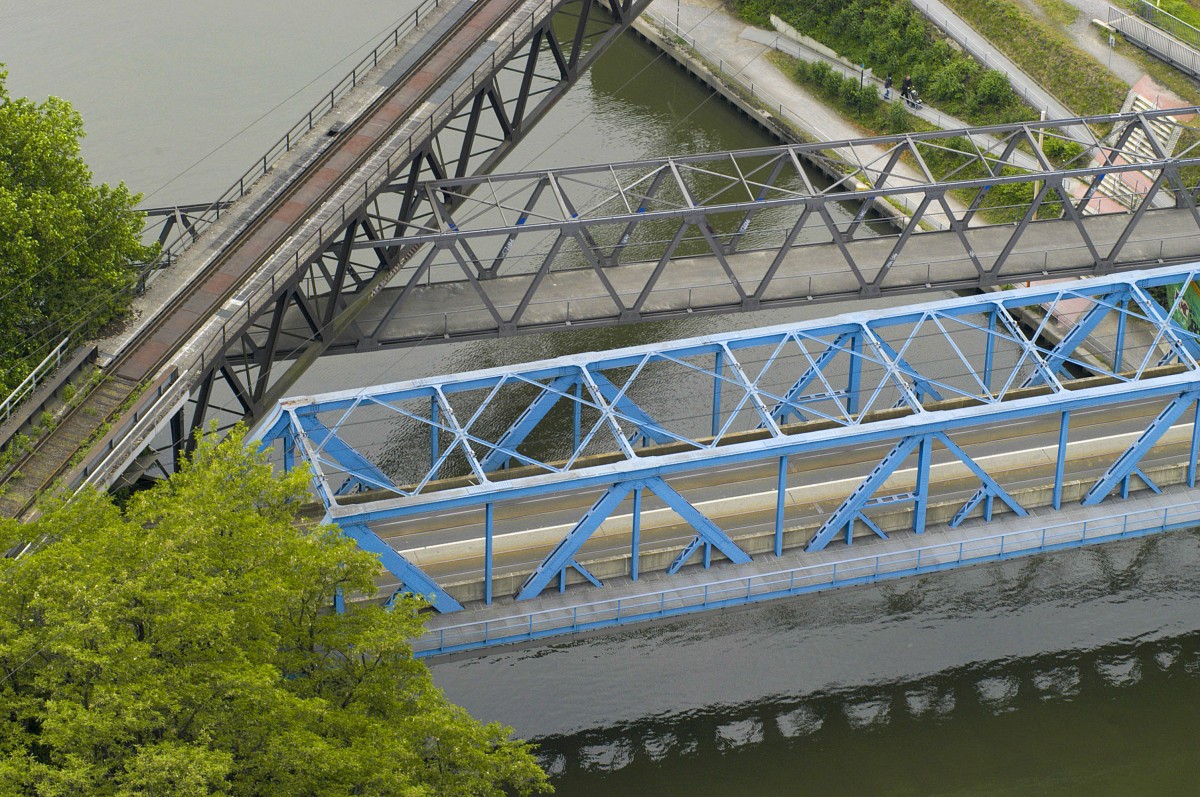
[249,108,1200,366]
[115,108,1200,487]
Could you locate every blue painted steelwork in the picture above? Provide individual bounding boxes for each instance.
[339,523,464,613]
[413,495,1200,657]
[255,264,1200,614]
[1081,389,1200,505]
[1054,411,1070,510]
[1022,287,1131,388]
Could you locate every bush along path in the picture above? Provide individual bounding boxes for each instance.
[731,0,1036,125]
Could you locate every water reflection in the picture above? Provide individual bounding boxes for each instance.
[432,531,1200,794]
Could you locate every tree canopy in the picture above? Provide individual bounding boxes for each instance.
[0,430,550,796]
[0,66,154,393]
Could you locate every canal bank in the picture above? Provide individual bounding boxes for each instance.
[5,4,1200,793]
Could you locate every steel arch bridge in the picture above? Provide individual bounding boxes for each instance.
[256,262,1200,615]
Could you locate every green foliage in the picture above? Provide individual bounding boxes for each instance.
[939,0,1128,115]
[0,430,551,796]
[1032,0,1079,25]
[0,66,156,395]
[789,59,925,134]
[732,0,1033,125]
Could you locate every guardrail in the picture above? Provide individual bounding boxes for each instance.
[137,0,452,286]
[413,496,1200,656]
[67,369,185,493]
[0,339,70,425]
[65,0,570,495]
[1128,0,1200,50]
[1109,5,1200,80]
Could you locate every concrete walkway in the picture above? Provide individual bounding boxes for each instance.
[641,0,967,225]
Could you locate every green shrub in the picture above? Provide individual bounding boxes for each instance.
[734,0,1034,125]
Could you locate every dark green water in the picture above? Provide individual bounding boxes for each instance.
[432,530,1200,795]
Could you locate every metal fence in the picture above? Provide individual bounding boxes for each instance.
[138,0,452,284]
[1109,4,1200,79]
[66,0,570,496]
[1129,0,1200,50]
[0,338,70,426]
[414,497,1200,656]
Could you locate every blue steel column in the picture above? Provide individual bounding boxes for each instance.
[485,502,494,605]
[712,350,724,437]
[1114,297,1127,372]
[1190,399,1200,488]
[983,308,996,394]
[431,397,440,472]
[282,428,295,472]
[1054,411,1070,509]
[847,331,863,415]
[573,380,582,454]
[913,435,932,533]
[775,456,787,555]
[631,487,642,581]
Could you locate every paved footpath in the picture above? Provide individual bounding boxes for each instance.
[642,0,968,225]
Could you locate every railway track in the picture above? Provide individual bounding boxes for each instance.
[0,0,530,518]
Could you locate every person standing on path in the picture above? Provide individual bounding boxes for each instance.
[900,74,913,104]
[884,72,892,100]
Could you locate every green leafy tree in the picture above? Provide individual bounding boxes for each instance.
[0,429,551,796]
[0,66,154,393]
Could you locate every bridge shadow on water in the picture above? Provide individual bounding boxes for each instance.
[431,529,1200,795]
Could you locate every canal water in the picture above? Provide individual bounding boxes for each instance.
[4,4,1200,792]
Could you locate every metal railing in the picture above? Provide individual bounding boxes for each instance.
[139,0,453,283]
[1109,4,1200,79]
[1129,0,1200,50]
[413,496,1200,656]
[0,338,70,425]
[66,0,566,494]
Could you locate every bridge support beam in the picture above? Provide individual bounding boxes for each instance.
[1082,390,1200,505]
[341,523,464,614]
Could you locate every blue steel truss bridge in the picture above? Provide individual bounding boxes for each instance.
[258,263,1200,655]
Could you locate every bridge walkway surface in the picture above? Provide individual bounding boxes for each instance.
[303,206,1200,350]
[0,0,552,517]
[414,481,1200,657]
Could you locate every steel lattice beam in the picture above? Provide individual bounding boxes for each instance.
[256,264,1200,610]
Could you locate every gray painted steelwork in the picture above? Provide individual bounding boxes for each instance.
[242,109,1200,356]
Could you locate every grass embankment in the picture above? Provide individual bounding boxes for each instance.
[733,0,1034,125]
[775,53,1078,222]
[941,0,1128,114]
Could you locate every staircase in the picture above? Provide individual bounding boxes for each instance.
[1087,91,1182,213]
